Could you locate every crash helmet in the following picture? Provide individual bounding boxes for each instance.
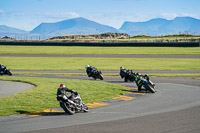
[136,73,141,76]
[85,65,90,69]
[120,66,124,70]
[59,84,66,88]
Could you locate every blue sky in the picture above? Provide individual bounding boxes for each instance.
[0,0,199,31]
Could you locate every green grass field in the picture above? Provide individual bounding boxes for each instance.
[0,76,128,116]
[0,45,200,55]
[0,45,199,116]
[1,57,199,70]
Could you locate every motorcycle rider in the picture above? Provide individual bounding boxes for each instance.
[120,66,135,81]
[120,66,126,78]
[57,84,78,101]
[85,65,97,77]
[0,64,6,75]
[135,73,150,91]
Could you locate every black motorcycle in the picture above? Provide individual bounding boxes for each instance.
[0,67,12,76]
[57,92,89,115]
[91,69,103,80]
[120,69,135,82]
[135,74,156,93]
[86,68,103,80]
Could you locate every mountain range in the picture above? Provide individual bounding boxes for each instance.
[1,17,200,39]
[0,25,28,36]
[30,17,119,36]
[120,17,200,36]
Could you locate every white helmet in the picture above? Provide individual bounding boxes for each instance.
[120,66,124,70]
[85,65,90,69]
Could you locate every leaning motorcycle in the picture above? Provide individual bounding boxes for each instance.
[0,68,12,76]
[57,92,89,115]
[120,69,135,82]
[91,69,104,80]
[135,75,156,93]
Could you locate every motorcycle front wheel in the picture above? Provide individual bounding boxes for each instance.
[83,103,89,112]
[6,70,12,76]
[99,75,104,80]
[145,84,156,93]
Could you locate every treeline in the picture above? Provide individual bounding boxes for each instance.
[1,33,200,43]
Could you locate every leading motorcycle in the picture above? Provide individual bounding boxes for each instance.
[135,74,156,93]
[57,92,89,115]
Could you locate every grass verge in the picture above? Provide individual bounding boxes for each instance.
[0,76,128,116]
[1,57,200,70]
[0,46,200,55]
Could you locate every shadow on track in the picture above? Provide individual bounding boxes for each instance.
[16,110,66,116]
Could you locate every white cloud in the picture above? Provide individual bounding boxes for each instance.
[0,9,5,15]
[36,12,79,18]
[62,12,80,18]
[33,12,80,23]
[160,13,198,20]
[160,13,178,20]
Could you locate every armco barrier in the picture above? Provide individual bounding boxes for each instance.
[0,41,199,47]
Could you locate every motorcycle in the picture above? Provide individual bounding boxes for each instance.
[120,69,135,82]
[91,69,103,80]
[135,74,156,93]
[86,68,103,80]
[57,92,89,115]
[0,67,12,76]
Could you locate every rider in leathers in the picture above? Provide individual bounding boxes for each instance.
[0,64,6,75]
[135,73,150,91]
[85,65,97,77]
[57,84,78,101]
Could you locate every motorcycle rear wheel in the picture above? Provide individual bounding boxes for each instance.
[6,70,12,76]
[62,103,75,115]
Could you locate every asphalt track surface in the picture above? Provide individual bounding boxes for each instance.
[0,54,200,133]
[0,75,200,133]
[13,69,200,74]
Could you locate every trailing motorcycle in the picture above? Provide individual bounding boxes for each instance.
[135,74,156,93]
[90,69,104,80]
[120,69,135,82]
[120,67,135,82]
[86,65,103,80]
[57,92,89,115]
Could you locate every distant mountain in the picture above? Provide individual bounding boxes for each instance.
[0,25,28,36]
[30,17,119,36]
[120,17,200,36]
[1,17,200,39]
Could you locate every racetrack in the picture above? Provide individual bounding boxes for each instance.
[0,75,200,133]
[0,53,200,133]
